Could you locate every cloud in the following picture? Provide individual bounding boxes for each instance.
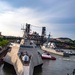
[40,0,75,18]
[0,1,50,36]
[0,1,75,40]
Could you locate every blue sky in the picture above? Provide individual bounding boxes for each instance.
[0,0,75,40]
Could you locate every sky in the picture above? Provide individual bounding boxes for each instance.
[0,0,75,40]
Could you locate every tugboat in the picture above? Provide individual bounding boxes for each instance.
[3,23,43,75]
[42,52,56,60]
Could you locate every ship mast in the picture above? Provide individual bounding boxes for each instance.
[21,23,30,39]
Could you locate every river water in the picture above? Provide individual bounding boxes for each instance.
[0,49,75,75]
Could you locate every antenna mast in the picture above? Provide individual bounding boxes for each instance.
[21,23,30,39]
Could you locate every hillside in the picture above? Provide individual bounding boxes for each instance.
[54,38,75,50]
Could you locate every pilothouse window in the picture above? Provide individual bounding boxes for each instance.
[20,45,33,48]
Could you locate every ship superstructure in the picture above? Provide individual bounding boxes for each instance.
[4,23,43,75]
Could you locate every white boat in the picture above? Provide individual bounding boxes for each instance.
[41,34,64,56]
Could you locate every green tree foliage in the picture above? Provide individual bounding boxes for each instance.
[70,40,75,46]
[73,40,75,46]
[0,38,3,41]
[0,38,9,47]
